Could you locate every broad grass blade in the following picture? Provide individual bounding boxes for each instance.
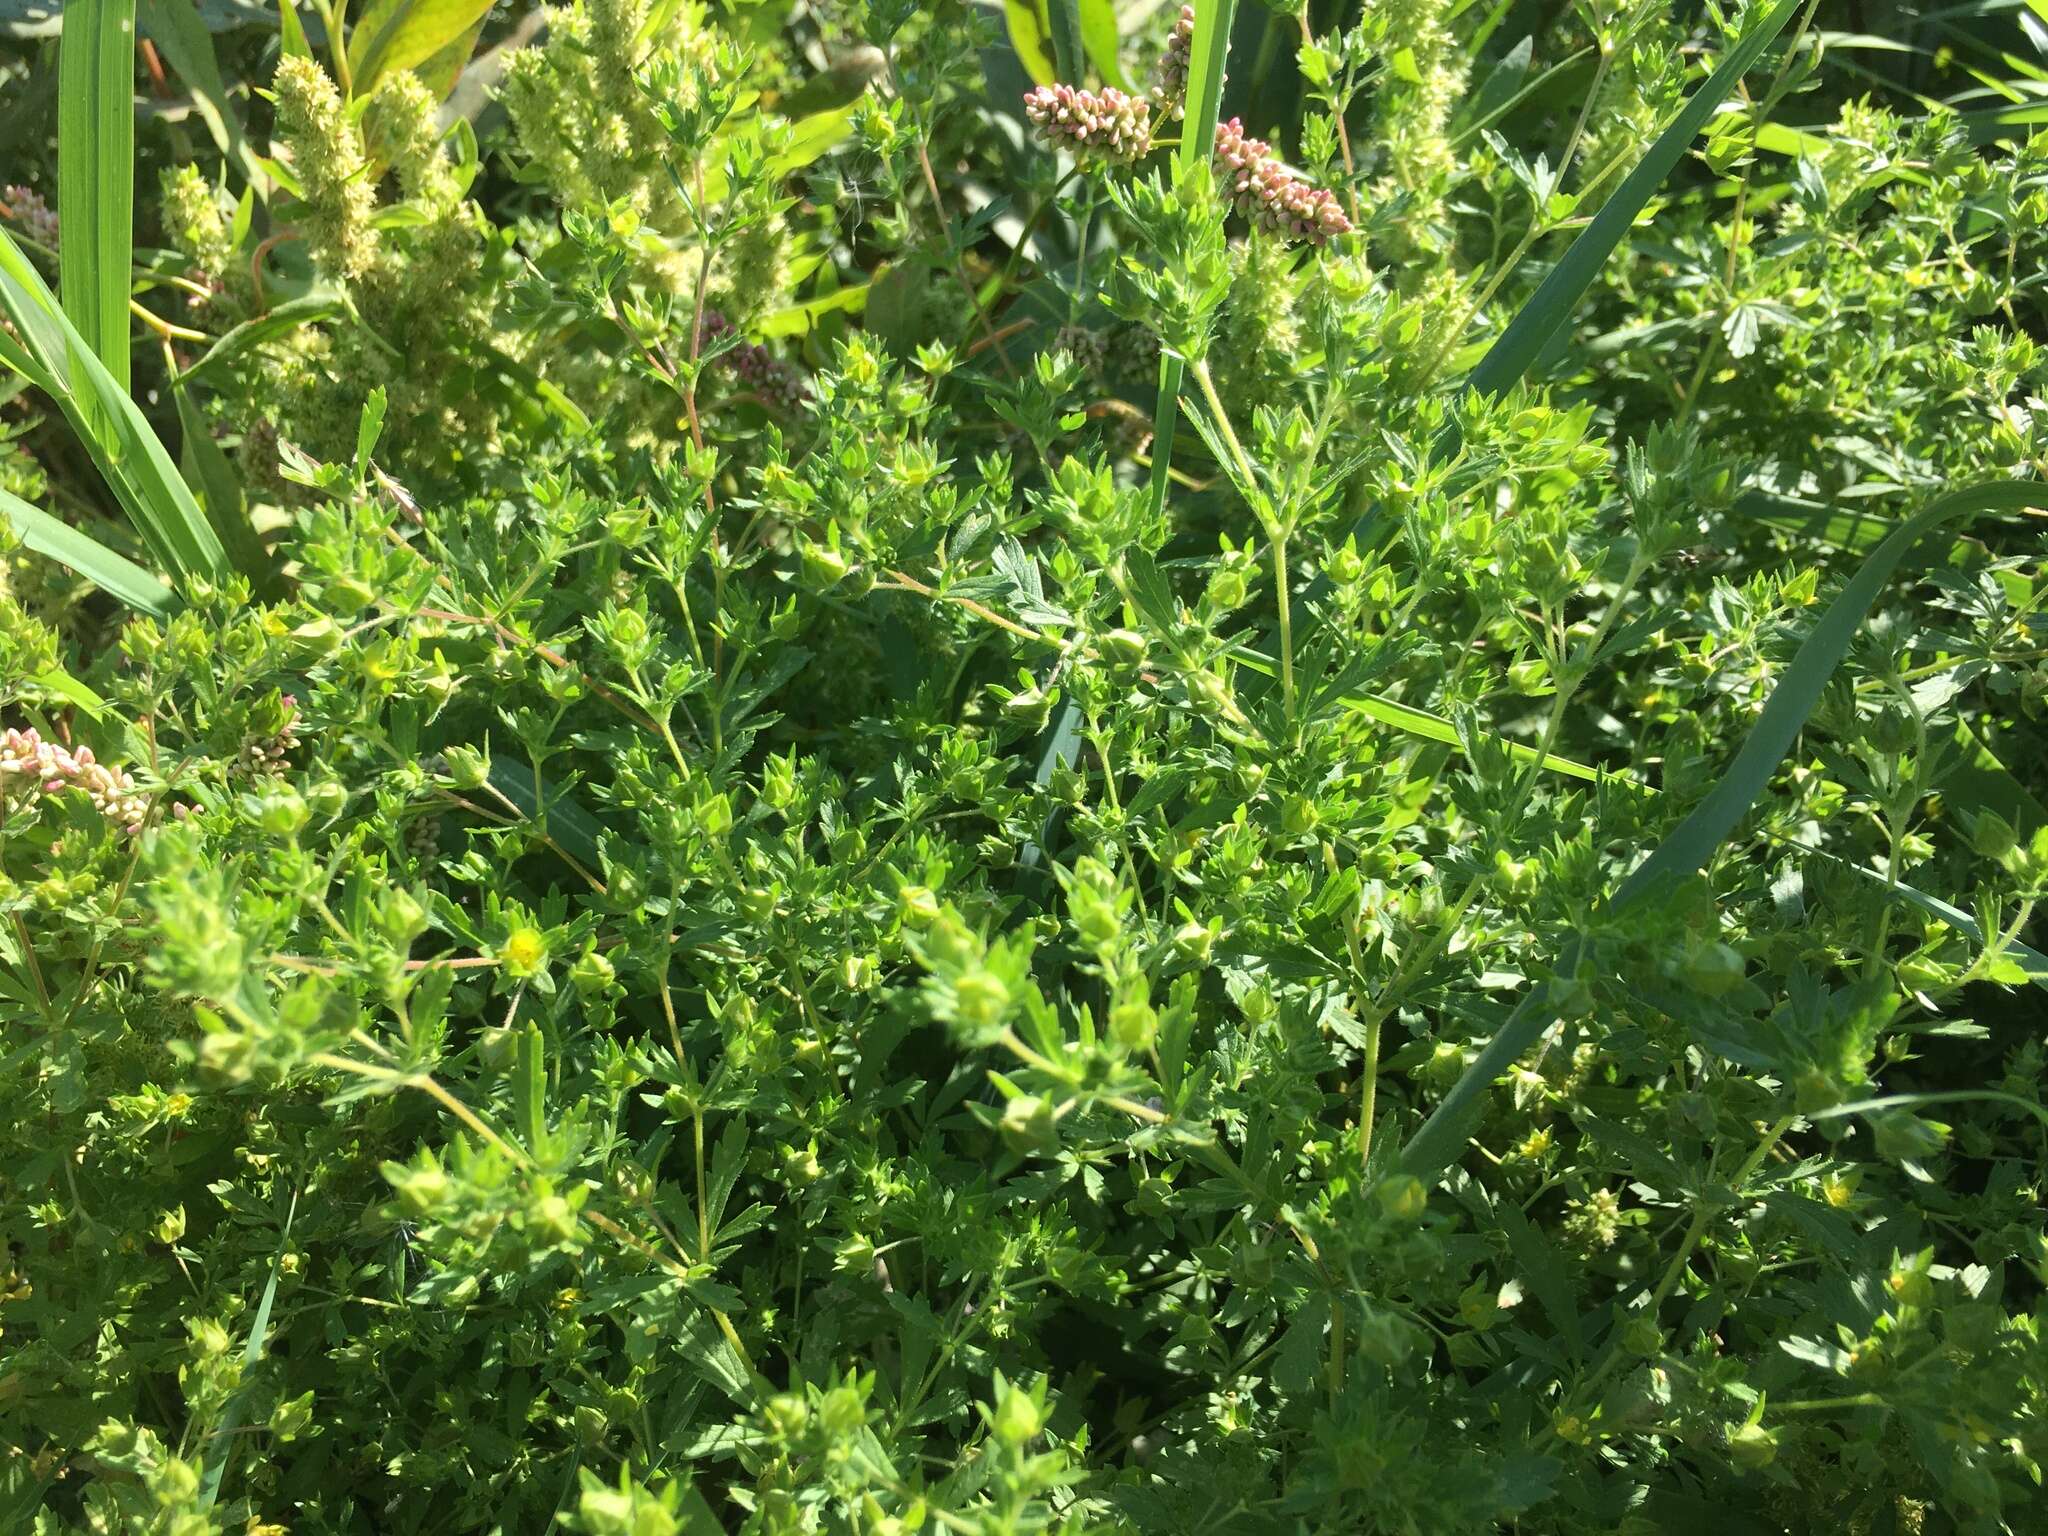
[0,225,228,580]
[1028,0,1239,872]
[1,486,174,616]
[1464,0,1806,399]
[58,0,136,397]
[1399,478,2046,1181]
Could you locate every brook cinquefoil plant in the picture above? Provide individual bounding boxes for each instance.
[2,0,2048,1533]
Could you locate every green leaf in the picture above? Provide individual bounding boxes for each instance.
[1464,0,1807,399]
[755,279,869,338]
[138,0,266,193]
[1045,0,1086,85]
[0,486,172,615]
[278,0,310,61]
[173,381,271,586]
[1613,482,2045,906]
[175,293,348,388]
[1832,857,2048,990]
[30,666,110,718]
[1343,693,1607,784]
[486,759,607,874]
[1031,0,1238,867]
[57,0,137,397]
[1004,0,1058,87]
[1077,0,1128,89]
[345,0,495,99]
[198,1189,299,1506]
[0,223,227,580]
[1400,479,2047,1182]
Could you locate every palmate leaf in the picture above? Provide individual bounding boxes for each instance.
[1399,479,2048,1182]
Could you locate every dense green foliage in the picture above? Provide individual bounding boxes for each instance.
[3,0,2048,1531]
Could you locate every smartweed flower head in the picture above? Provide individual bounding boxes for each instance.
[1152,5,1197,119]
[1024,83,1155,164]
[1213,118,1353,244]
[1,727,148,836]
[1,184,57,246]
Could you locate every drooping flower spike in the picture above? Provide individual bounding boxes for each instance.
[1214,118,1353,245]
[1152,5,1196,120]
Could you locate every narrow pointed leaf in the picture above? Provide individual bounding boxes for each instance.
[58,0,136,395]
[0,224,226,579]
[1401,479,2046,1182]
[0,487,173,615]
[1464,0,1806,398]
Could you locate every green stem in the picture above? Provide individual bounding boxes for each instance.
[1191,357,1291,724]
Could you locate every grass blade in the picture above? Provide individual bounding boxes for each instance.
[1046,0,1087,85]
[1400,478,2046,1182]
[175,293,349,388]
[1,486,174,615]
[1611,481,2045,906]
[174,382,273,587]
[58,0,136,396]
[138,0,267,194]
[197,1188,299,1507]
[1343,693,1606,783]
[0,224,227,581]
[1464,0,1807,399]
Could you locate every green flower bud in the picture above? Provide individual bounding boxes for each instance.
[1725,1420,1777,1470]
[1873,1109,1949,1163]
[955,971,1011,1032]
[270,1389,315,1442]
[1110,996,1157,1053]
[765,1392,810,1438]
[1171,919,1214,965]
[254,785,308,837]
[379,886,429,945]
[1377,1174,1428,1221]
[1098,628,1148,667]
[531,1182,577,1244]
[443,744,490,791]
[989,1378,1046,1446]
[304,778,346,821]
[800,539,851,590]
[1971,810,2018,861]
[571,947,617,997]
[998,1094,1057,1155]
[188,1316,232,1357]
[325,574,377,618]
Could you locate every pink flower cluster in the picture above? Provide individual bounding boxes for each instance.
[1,727,148,836]
[1213,118,1353,245]
[1153,6,1196,119]
[1,185,58,247]
[697,309,812,413]
[1023,82,1154,164]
